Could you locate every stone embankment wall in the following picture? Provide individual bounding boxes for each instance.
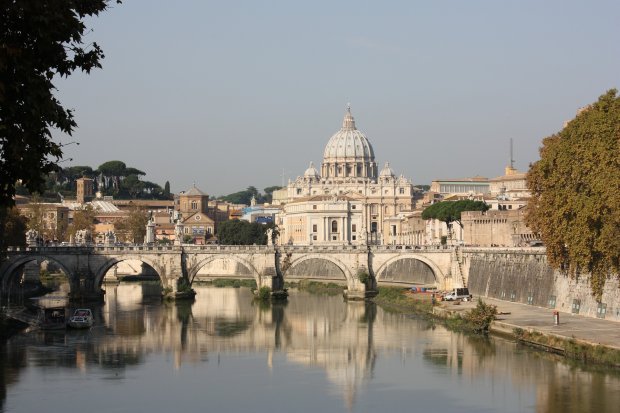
[463,249,620,323]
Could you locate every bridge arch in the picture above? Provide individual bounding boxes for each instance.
[92,255,167,289]
[0,254,74,291]
[187,255,261,285]
[284,254,352,283]
[374,255,444,286]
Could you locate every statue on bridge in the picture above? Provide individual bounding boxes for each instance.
[174,219,184,246]
[104,230,117,246]
[145,216,156,244]
[26,229,42,247]
[74,229,92,245]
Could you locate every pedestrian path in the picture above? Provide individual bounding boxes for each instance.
[440,297,620,350]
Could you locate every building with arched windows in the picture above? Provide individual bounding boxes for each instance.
[276,106,419,245]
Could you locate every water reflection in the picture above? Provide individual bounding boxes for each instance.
[1,284,619,412]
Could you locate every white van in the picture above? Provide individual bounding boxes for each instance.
[443,288,472,301]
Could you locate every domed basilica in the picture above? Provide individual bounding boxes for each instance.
[276,106,417,245]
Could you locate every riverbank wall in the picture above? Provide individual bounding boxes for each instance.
[461,248,620,323]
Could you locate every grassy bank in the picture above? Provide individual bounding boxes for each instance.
[513,328,620,368]
[373,286,434,314]
[197,279,257,289]
[287,280,345,296]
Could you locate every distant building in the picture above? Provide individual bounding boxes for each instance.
[177,186,215,244]
[489,166,530,199]
[461,208,539,247]
[17,203,69,242]
[279,194,364,245]
[429,176,490,196]
[76,177,94,204]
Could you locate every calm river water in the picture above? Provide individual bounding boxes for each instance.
[2,283,620,413]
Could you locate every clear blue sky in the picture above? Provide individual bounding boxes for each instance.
[55,0,620,196]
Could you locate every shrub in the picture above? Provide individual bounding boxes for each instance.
[464,299,498,333]
[257,286,271,301]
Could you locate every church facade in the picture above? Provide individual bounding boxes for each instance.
[276,107,417,245]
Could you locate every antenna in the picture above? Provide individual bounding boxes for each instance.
[280,168,290,188]
[509,138,514,169]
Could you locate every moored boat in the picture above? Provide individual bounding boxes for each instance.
[67,308,93,329]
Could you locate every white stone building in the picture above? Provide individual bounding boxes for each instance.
[277,106,417,245]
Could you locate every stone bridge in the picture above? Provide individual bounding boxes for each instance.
[1,244,459,301]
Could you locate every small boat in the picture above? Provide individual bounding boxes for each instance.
[67,308,93,329]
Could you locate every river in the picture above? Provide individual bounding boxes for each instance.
[1,283,619,413]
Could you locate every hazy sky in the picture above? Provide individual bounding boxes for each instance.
[55,0,620,196]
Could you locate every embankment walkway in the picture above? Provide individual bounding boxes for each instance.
[439,297,620,351]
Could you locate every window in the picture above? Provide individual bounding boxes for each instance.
[332,235,337,240]
[352,205,356,209]
[191,201,197,210]
[313,235,317,240]
[352,224,356,232]
[312,224,317,232]
[399,188,405,194]
[312,205,317,210]
[352,235,356,241]
[296,188,302,195]
[331,220,338,233]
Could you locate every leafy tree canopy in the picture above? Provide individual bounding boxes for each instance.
[216,219,275,245]
[219,185,281,205]
[97,160,127,177]
[0,0,120,209]
[422,200,489,228]
[114,207,149,243]
[526,89,620,298]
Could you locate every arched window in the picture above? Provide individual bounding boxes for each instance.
[191,201,197,210]
[331,220,338,233]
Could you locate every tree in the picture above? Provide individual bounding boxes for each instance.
[67,205,96,240]
[0,1,120,210]
[114,207,149,243]
[422,200,489,236]
[0,207,27,247]
[164,181,171,199]
[97,161,128,177]
[526,89,620,298]
[216,219,271,245]
[263,185,282,203]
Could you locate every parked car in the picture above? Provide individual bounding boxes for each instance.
[443,288,472,301]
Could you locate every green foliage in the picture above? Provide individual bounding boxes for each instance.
[357,269,370,286]
[67,204,96,239]
[463,299,498,333]
[219,185,282,205]
[114,207,149,243]
[374,287,434,313]
[422,200,489,228]
[211,279,257,288]
[296,280,345,296]
[97,161,128,177]
[526,90,620,298]
[216,219,274,245]
[164,181,171,198]
[0,0,119,209]
[257,286,271,301]
[0,207,27,248]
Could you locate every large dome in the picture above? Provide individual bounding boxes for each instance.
[323,107,375,161]
[321,106,377,180]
